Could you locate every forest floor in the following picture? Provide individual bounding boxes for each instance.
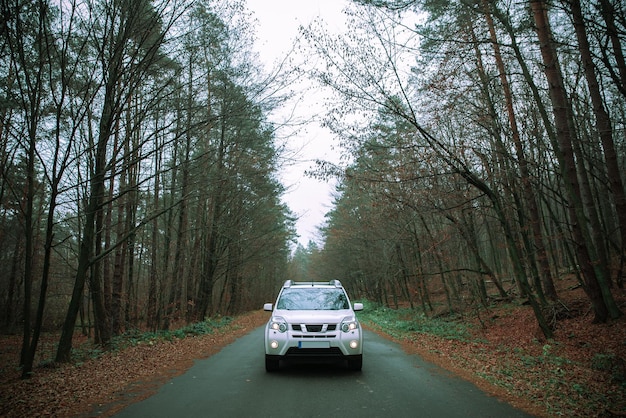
[365,279,626,418]
[0,280,624,417]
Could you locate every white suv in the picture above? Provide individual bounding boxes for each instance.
[263,280,363,372]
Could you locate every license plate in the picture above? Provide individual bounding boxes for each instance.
[298,341,330,349]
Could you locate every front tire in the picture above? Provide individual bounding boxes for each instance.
[347,355,362,371]
[265,355,280,372]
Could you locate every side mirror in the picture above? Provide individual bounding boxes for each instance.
[263,303,273,311]
[353,302,363,311]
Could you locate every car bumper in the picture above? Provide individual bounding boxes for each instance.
[265,326,363,357]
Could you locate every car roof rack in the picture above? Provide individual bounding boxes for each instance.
[282,280,343,288]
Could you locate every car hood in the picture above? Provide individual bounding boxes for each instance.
[272,309,355,324]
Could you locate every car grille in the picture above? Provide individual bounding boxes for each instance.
[291,324,337,332]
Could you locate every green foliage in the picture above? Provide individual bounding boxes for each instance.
[104,316,234,354]
[516,343,572,368]
[592,353,626,386]
[592,352,617,371]
[357,301,473,342]
[493,344,625,416]
[70,345,106,366]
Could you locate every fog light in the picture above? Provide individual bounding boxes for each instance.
[350,340,358,349]
[270,340,279,349]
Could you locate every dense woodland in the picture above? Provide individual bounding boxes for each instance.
[1,0,625,381]
[299,0,625,333]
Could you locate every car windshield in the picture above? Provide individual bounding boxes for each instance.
[276,288,349,310]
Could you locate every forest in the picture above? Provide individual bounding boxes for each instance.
[1,0,625,388]
[298,0,625,335]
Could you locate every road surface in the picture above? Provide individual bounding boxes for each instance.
[114,327,533,417]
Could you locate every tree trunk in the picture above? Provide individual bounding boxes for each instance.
[103,123,121,321]
[5,238,22,330]
[56,166,101,362]
[124,140,139,328]
[483,0,557,300]
[110,142,127,336]
[395,243,415,310]
[570,0,626,291]
[92,162,110,345]
[56,24,123,359]
[226,239,242,314]
[147,134,161,331]
[167,65,194,326]
[20,116,35,370]
[15,0,48,373]
[410,224,433,313]
[530,0,619,322]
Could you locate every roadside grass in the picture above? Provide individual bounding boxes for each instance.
[357,300,474,342]
[68,316,235,365]
[113,316,234,348]
[356,300,626,417]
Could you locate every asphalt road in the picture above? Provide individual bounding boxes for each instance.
[114,327,534,418]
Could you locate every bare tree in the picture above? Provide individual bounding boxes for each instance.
[57,0,176,361]
[568,0,626,287]
[530,0,621,322]
[482,0,557,301]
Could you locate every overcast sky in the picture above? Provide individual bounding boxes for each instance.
[245,0,350,248]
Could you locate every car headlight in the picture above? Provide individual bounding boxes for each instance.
[341,317,359,333]
[270,317,287,333]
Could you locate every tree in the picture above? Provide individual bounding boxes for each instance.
[482,0,557,301]
[57,0,174,362]
[302,3,554,336]
[530,0,621,322]
[304,0,624,336]
[1,0,76,377]
[0,0,294,372]
[2,0,49,373]
[568,0,626,288]
[597,0,626,98]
